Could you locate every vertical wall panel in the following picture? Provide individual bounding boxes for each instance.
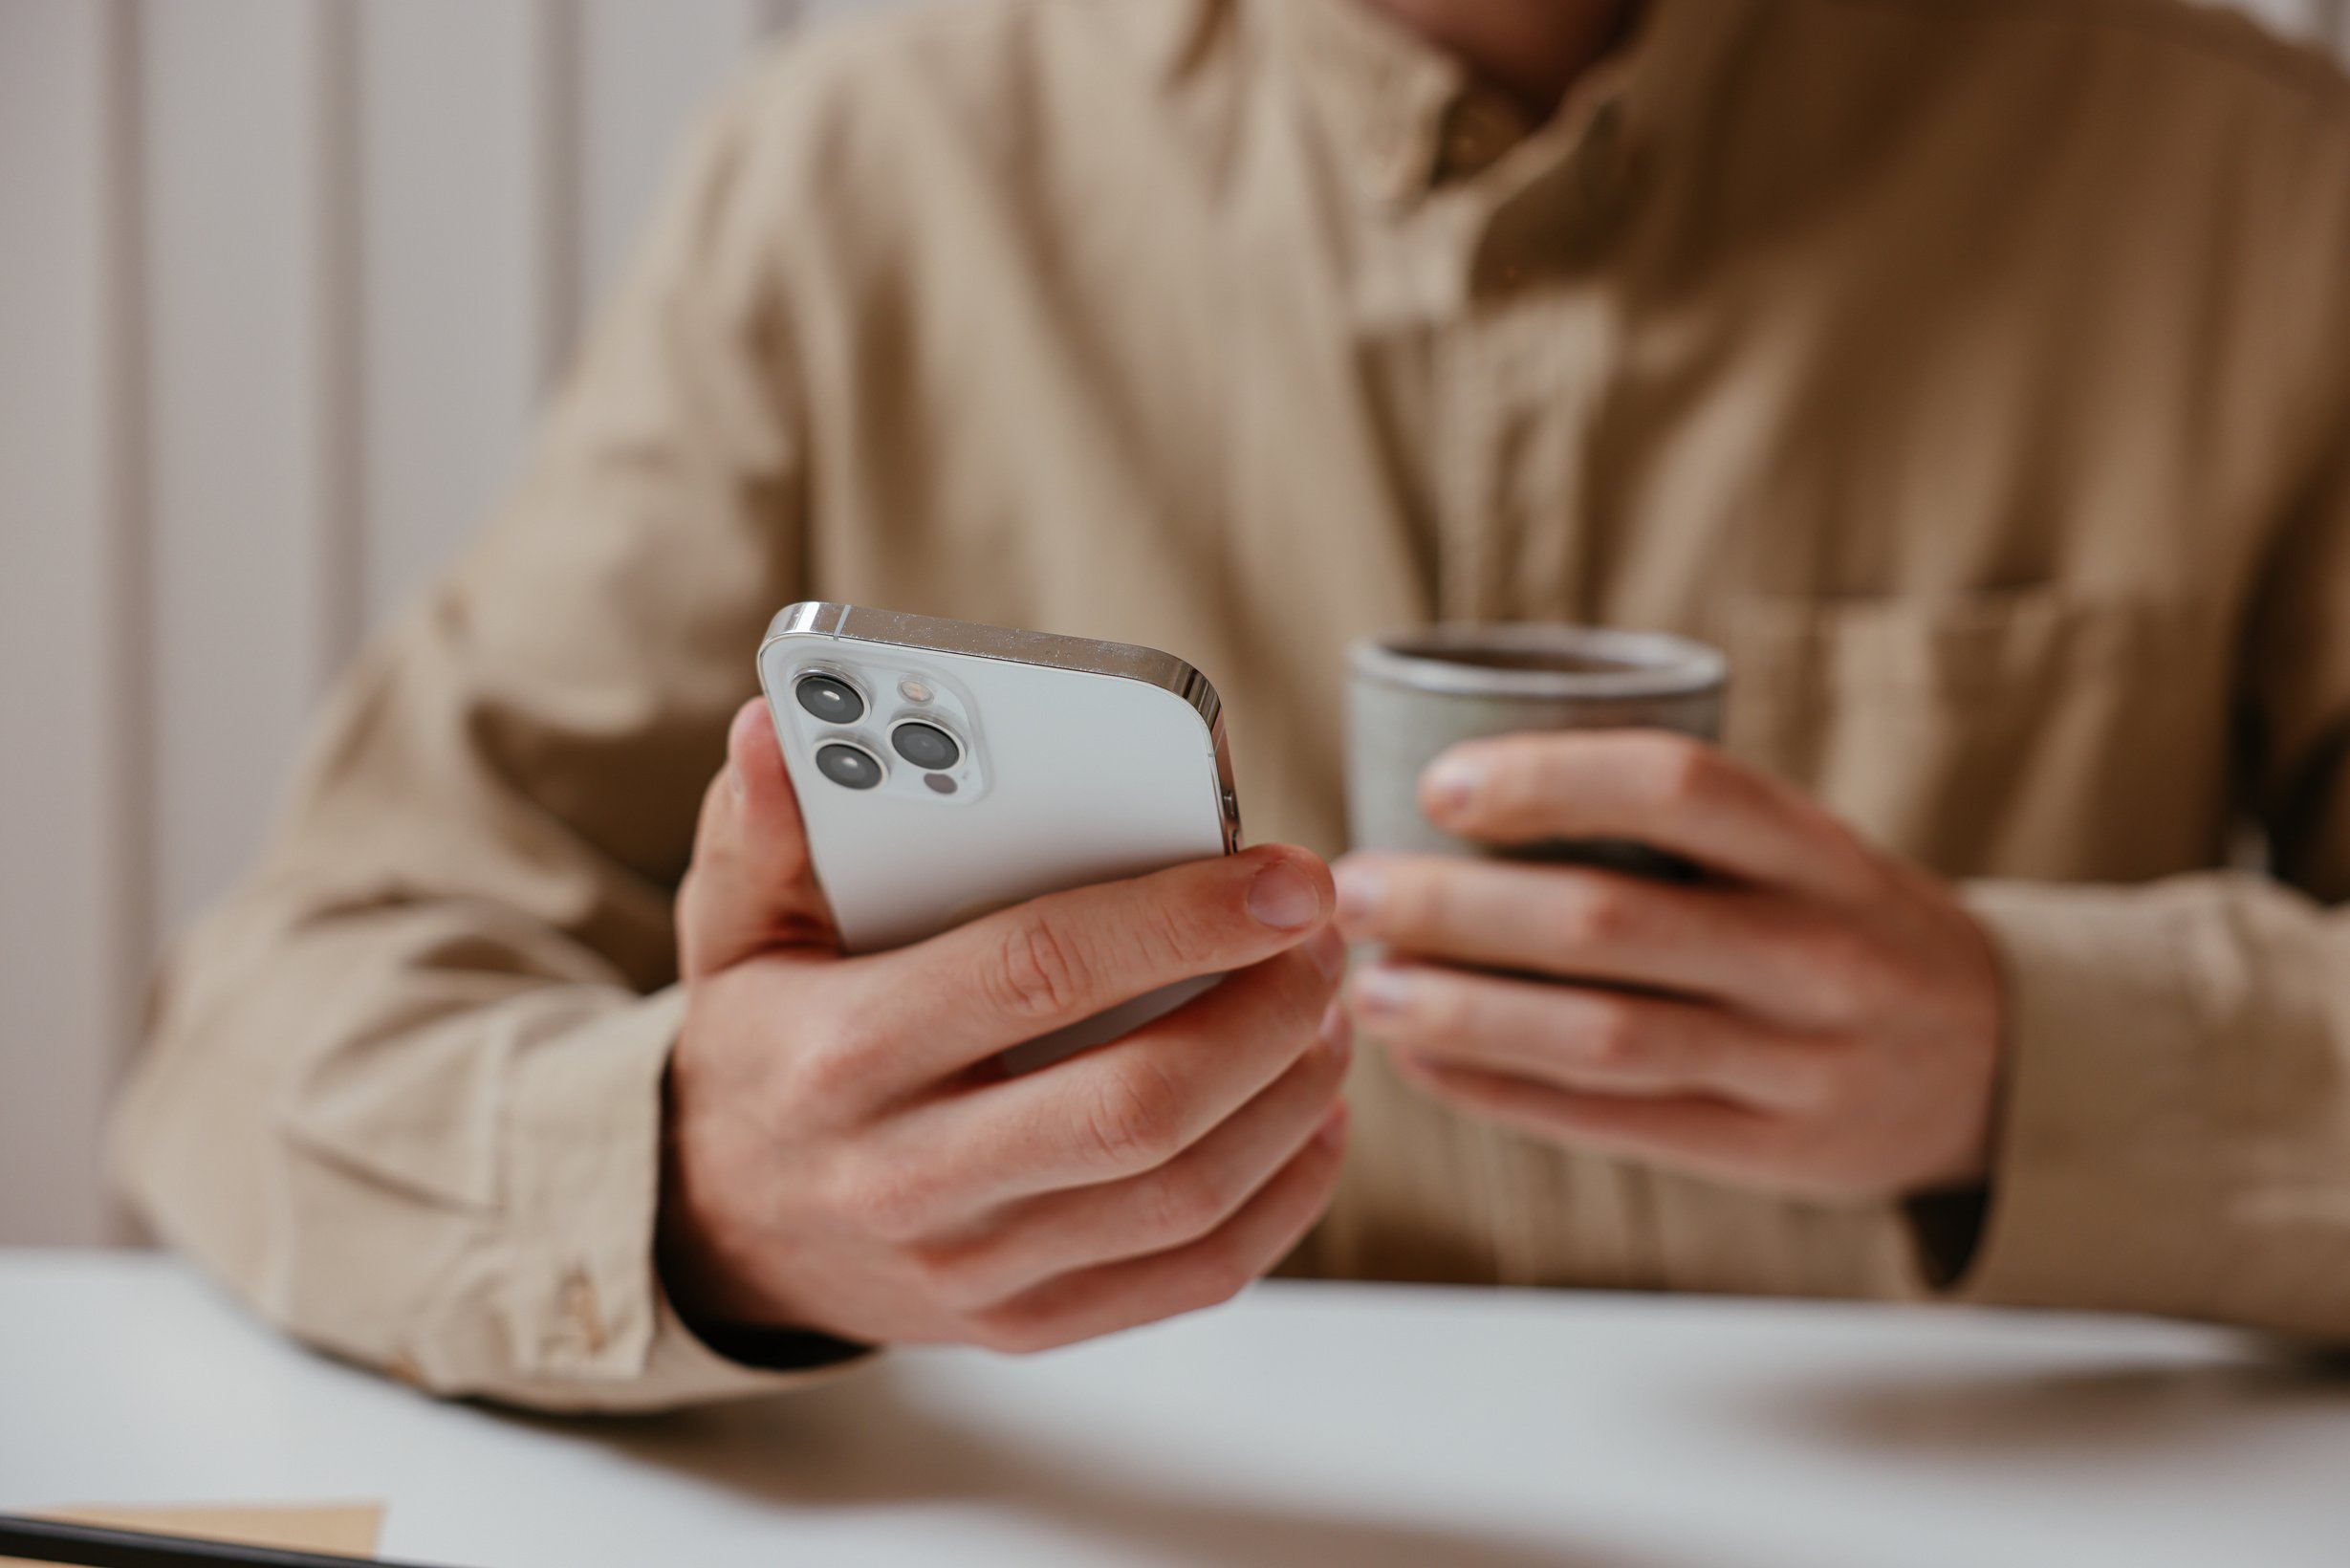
[313,0,368,676]
[356,1,552,627]
[141,0,337,945]
[579,0,772,314]
[0,1,134,1246]
[801,0,915,21]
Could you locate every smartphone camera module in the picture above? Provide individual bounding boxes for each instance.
[890,720,962,772]
[795,672,865,726]
[815,741,884,791]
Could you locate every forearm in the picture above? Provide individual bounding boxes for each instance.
[1951,871,2350,1338]
[110,891,842,1410]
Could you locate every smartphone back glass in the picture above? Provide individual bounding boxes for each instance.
[757,603,1240,957]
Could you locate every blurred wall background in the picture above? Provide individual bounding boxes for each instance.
[4,0,2347,1248]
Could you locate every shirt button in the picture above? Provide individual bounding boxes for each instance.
[1441,96,1523,181]
[561,1267,610,1355]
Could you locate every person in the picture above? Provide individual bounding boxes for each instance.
[113,0,2350,1411]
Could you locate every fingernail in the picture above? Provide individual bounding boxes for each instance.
[1306,926,1348,980]
[1355,965,1414,1020]
[1318,1000,1355,1065]
[729,761,747,799]
[1247,860,1324,930]
[1313,1100,1351,1150]
[1332,860,1383,926]
[1423,753,1483,818]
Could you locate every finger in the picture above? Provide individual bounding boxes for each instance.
[1349,962,1837,1112]
[678,697,837,977]
[849,842,1336,1083]
[1333,854,1856,1023]
[886,934,1345,1207]
[1391,1055,1789,1189]
[925,1005,1353,1305]
[1418,730,1882,902]
[968,1101,1349,1354]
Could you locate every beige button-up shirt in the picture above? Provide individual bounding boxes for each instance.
[115,0,2350,1410]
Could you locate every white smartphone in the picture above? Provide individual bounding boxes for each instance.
[757,602,1244,1069]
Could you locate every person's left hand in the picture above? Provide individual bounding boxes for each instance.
[1332,730,2007,1201]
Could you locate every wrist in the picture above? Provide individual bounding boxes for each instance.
[654,1054,772,1328]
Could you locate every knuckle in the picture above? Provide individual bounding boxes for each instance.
[1555,881,1633,949]
[1082,1058,1189,1173]
[990,913,1093,1022]
[1184,1241,1257,1312]
[1134,892,1216,977]
[832,1157,939,1244]
[781,1024,874,1108]
[1793,929,1882,1020]
[1643,733,1717,808]
[1411,975,1473,1041]
[1577,1003,1644,1069]
[907,1243,1005,1314]
[1142,1160,1233,1246]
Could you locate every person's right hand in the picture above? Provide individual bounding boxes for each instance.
[658,698,1353,1353]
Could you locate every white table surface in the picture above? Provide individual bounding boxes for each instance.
[4,1252,2349,1568]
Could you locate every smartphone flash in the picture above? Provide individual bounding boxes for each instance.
[898,678,934,704]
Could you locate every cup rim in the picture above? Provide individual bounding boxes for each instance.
[1348,623,1728,701]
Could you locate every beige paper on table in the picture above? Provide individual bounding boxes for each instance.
[2,1503,383,1563]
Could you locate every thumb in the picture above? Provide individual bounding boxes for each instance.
[678,696,838,978]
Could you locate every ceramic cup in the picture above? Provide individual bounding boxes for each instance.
[1344,622,1729,877]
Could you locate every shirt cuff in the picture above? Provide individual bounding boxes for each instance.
[1919,880,2239,1320]
[473,983,875,1412]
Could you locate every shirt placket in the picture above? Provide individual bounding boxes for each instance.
[1423,106,1630,625]
[1437,295,1622,625]
[1418,99,1672,1290]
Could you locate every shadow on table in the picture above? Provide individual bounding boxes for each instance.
[1755,1344,2350,1462]
[511,1363,1684,1568]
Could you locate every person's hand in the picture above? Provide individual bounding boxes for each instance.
[659,699,1351,1352]
[1332,730,2005,1201]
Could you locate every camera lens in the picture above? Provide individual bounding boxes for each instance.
[794,673,865,726]
[891,721,961,771]
[815,742,883,791]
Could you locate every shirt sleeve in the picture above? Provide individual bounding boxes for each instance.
[109,63,859,1410]
[1938,428,2350,1339]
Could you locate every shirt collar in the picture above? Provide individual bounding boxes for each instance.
[1269,0,1471,204]
[1268,0,1714,208]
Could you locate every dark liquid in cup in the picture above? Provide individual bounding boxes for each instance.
[1408,647,1649,676]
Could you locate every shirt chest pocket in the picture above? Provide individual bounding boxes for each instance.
[1718,587,2232,882]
